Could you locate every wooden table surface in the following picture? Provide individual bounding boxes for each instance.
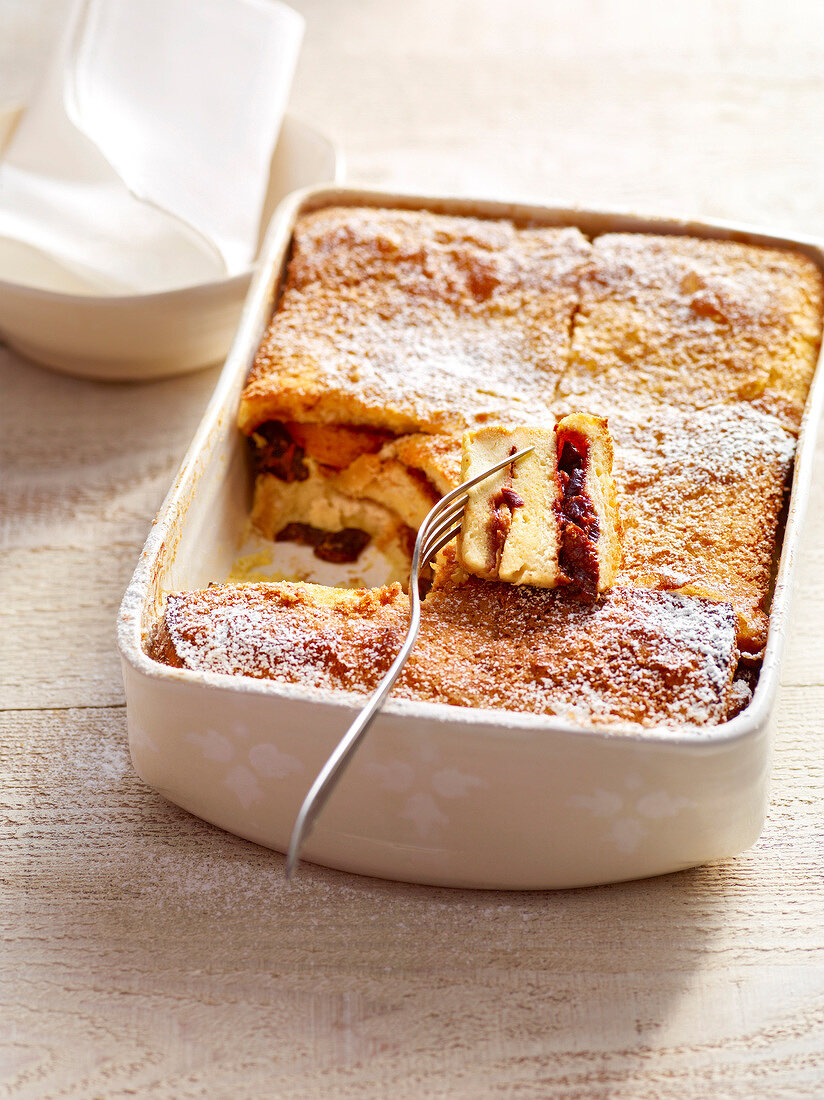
[2,2,823,1096]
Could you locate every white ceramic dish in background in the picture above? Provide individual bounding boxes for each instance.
[118,186,824,889]
[0,106,342,380]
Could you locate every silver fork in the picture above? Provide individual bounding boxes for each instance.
[285,445,534,879]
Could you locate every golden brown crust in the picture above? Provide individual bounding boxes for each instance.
[148,581,409,692]
[414,555,738,726]
[557,233,824,428]
[147,616,183,669]
[388,432,463,494]
[610,403,794,651]
[151,570,738,729]
[239,207,591,436]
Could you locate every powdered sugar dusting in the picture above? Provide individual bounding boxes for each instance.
[557,231,823,425]
[155,574,738,730]
[401,569,738,728]
[611,402,796,650]
[162,583,408,694]
[242,207,591,434]
[613,401,795,485]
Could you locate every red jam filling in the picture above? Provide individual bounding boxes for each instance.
[275,522,371,563]
[555,433,600,603]
[487,446,525,570]
[251,421,308,482]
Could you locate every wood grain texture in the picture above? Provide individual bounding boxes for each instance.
[0,355,220,709]
[2,695,823,1098]
[2,0,824,1095]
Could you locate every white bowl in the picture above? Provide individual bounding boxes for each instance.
[0,108,342,380]
[118,186,824,889]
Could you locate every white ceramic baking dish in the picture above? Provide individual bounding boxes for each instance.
[118,186,824,889]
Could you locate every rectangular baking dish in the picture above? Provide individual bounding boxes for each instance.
[118,186,824,889]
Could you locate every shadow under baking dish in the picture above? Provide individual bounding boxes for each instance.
[118,186,824,889]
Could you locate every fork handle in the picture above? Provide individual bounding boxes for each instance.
[284,594,422,878]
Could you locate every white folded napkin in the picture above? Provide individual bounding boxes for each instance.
[0,0,303,294]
